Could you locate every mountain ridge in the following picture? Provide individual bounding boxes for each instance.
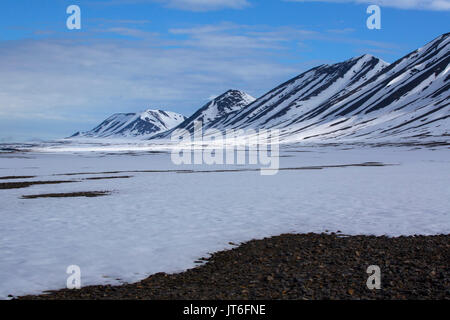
[204,33,449,142]
[153,89,256,139]
[71,109,186,139]
[70,33,449,142]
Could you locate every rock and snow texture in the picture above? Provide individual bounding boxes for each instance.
[221,55,389,130]
[71,110,186,139]
[71,33,449,142]
[218,33,450,142]
[155,89,256,138]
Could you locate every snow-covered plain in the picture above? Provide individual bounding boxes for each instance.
[0,141,449,299]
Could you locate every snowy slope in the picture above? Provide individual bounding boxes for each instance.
[221,33,449,142]
[71,110,186,139]
[155,89,255,138]
[71,34,449,143]
[224,54,389,130]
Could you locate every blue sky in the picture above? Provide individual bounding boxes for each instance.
[0,0,449,141]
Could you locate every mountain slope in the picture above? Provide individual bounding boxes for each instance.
[224,54,389,130]
[71,109,186,139]
[155,89,255,138]
[222,33,449,142]
[70,34,449,143]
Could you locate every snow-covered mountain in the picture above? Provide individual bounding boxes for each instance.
[222,54,389,130]
[71,109,186,139]
[70,34,449,143]
[154,89,255,138]
[219,33,449,142]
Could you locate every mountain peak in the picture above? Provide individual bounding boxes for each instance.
[210,89,255,111]
[70,109,186,139]
[154,89,256,137]
[216,89,255,103]
[223,89,244,95]
[351,54,389,66]
[356,53,376,59]
[320,54,388,70]
[356,53,377,61]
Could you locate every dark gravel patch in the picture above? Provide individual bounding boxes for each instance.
[84,176,132,181]
[52,162,391,177]
[0,176,36,180]
[17,233,449,300]
[0,180,75,190]
[0,147,23,153]
[21,191,111,199]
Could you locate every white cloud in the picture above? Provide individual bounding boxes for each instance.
[326,28,356,34]
[169,23,319,50]
[155,0,250,11]
[0,25,303,125]
[285,0,450,11]
[0,22,399,140]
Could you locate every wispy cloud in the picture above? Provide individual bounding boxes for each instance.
[0,16,401,140]
[169,23,319,49]
[0,25,304,125]
[285,0,450,11]
[99,27,159,39]
[88,0,251,11]
[326,28,356,34]
[157,0,251,11]
[88,18,152,25]
[0,20,400,122]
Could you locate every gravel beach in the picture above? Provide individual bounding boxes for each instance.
[17,233,449,300]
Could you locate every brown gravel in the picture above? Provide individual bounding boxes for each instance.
[17,233,449,300]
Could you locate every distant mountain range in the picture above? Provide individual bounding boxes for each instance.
[71,33,449,142]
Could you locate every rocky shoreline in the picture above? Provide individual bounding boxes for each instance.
[18,233,449,300]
